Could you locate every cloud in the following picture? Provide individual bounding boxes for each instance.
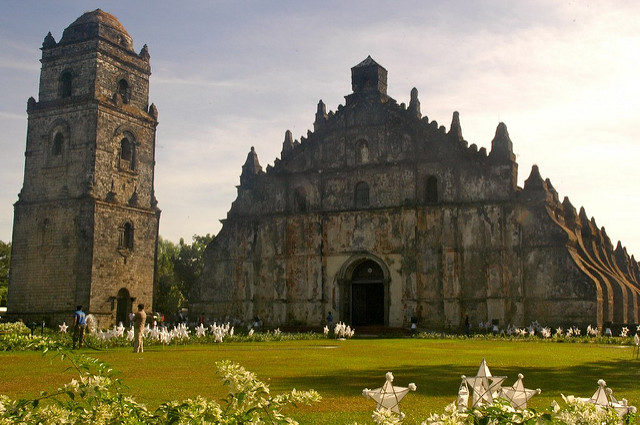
[0,111,25,120]
[2,1,640,253]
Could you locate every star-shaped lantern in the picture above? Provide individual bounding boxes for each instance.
[500,373,541,409]
[586,379,637,417]
[363,372,416,416]
[195,323,206,337]
[463,359,506,407]
[457,380,470,412]
[58,322,68,333]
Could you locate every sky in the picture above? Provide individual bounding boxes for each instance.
[1,0,639,254]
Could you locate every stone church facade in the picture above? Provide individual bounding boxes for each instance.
[7,10,160,327]
[192,57,640,330]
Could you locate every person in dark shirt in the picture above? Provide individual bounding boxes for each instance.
[72,305,87,349]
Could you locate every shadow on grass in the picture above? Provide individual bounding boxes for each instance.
[275,358,640,400]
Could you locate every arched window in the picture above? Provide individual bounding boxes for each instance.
[119,222,134,251]
[355,181,370,208]
[425,176,438,203]
[119,137,135,170]
[52,132,64,156]
[118,79,130,103]
[356,140,369,164]
[60,71,73,98]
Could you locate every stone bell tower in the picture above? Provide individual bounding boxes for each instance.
[7,10,160,327]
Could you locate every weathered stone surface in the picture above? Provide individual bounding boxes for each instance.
[7,10,160,327]
[192,57,640,330]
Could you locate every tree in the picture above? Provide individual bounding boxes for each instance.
[173,233,214,301]
[154,236,181,315]
[154,234,214,317]
[0,240,10,307]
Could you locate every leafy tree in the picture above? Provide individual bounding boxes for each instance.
[154,234,214,317]
[154,236,180,316]
[173,233,214,300]
[0,240,10,307]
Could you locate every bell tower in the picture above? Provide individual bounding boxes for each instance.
[7,10,160,327]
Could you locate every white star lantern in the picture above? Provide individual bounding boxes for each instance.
[463,359,506,408]
[457,381,470,412]
[586,379,637,417]
[58,322,68,333]
[500,373,541,409]
[195,323,206,337]
[363,372,416,417]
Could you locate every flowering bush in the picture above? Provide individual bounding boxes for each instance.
[0,333,62,351]
[0,322,31,335]
[422,398,636,425]
[334,321,356,339]
[0,321,328,351]
[0,348,320,424]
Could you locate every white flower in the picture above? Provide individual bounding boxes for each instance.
[408,383,417,391]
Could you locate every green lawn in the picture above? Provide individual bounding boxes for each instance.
[0,339,638,424]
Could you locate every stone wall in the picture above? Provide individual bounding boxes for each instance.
[193,57,640,330]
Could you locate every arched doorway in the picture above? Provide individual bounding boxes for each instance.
[116,288,132,325]
[350,260,385,326]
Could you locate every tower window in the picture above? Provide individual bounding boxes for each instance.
[355,181,370,208]
[118,79,130,103]
[119,222,134,251]
[60,71,73,98]
[119,138,135,170]
[425,176,438,203]
[52,132,64,156]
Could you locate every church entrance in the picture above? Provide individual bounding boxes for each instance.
[116,288,132,325]
[350,260,385,326]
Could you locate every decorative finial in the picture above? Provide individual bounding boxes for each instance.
[448,111,463,142]
[523,165,545,191]
[489,122,514,162]
[27,97,37,112]
[139,44,150,61]
[314,100,328,130]
[42,32,56,49]
[240,146,263,187]
[408,87,421,119]
[282,130,294,156]
[148,103,158,120]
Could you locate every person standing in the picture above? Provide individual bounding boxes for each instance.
[72,305,86,349]
[133,304,146,353]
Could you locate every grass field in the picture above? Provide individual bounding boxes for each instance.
[0,339,638,424]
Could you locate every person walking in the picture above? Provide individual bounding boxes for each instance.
[72,305,87,349]
[133,304,146,353]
